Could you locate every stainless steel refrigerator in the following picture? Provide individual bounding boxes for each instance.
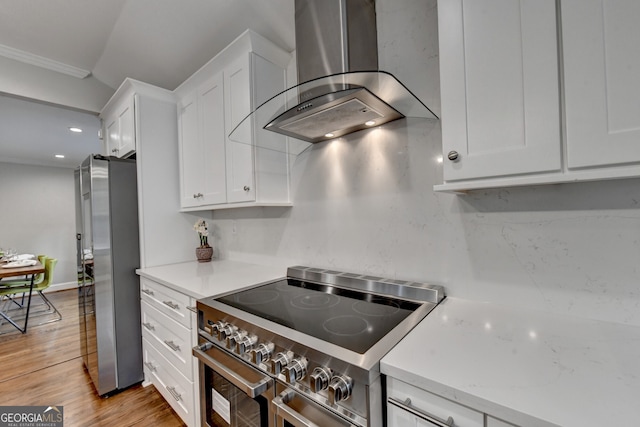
[74,155,143,396]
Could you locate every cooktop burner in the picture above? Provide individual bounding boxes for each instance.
[216,278,421,354]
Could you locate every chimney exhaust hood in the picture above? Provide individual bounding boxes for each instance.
[229,0,438,151]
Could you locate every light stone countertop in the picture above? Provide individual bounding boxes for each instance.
[137,260,640,426]
[136,259,287,299]
[381,297,640,427]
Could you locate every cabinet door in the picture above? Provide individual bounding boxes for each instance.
[105,117,120,156]
[439,0,561,182]
[178,92,203,208]
[563,0,640,169]
[199,72,227,205]
[387,378,483,427]
[118,96,136,158]
[224,54,256,203]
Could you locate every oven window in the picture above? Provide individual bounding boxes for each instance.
[206,369,269,427]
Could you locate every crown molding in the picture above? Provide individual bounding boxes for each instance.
[0,43,91,79]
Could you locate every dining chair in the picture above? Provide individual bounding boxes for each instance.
[0,258,61,327]
[1,254,48,288]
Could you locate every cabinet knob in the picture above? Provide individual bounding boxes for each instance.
[111,148,119,153]
[447,151,460,162]
[193,193,203,198]
[243,185,250,192]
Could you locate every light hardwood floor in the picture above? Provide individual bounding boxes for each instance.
[0,289,186,427]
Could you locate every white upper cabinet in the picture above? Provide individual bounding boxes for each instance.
[436,0,640,192]
[178,72,226,208]
[563,0,640,169]
[438,0,561,183]
[103,94,135,158]
[175,30,291,211]
[224,53,255,204]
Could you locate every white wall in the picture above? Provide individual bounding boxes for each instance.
[0,162,77,289]
[207,0,640,327]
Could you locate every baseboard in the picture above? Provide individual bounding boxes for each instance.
[44,281,77,293]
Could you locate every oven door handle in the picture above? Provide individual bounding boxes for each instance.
[273,388,359,427]
[192,343,271,398]
[273,389,321,427]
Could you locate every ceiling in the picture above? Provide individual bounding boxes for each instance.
[0,0,295,169]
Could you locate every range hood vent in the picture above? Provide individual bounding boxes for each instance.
[228,0,438,153]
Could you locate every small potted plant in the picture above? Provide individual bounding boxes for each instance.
[193,219,213,262]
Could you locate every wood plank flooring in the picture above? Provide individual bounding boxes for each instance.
[0,289,186,427]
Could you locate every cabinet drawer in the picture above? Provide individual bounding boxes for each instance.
[143,338,195,427]
[141,300,193,380]
[486,416,518,427]
[387,377,483,427]
[140,277,192,329]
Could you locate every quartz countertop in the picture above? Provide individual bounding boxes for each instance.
[136,259,287,299]
[381,297,640,427]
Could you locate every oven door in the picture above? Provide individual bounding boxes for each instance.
[194,340,275,427]
[273,383,359,427]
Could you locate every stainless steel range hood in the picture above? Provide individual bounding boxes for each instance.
[229,0,438,151]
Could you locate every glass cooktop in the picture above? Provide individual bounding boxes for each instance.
[216,278,421,354]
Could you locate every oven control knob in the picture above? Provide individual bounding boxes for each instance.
[270,350,294,376]
[218,324,238,341]
[251,342,275,364]
[284,357,308,385]
[210,321,227,335]
[310,367,333,393]
[328,375,353,404]
[236,334,258,355]
[226,330,248,350]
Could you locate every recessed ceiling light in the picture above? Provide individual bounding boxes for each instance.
[325,133,335,138]
[365,120,376,126]
[69,127,83,133]
[55,154,65,159]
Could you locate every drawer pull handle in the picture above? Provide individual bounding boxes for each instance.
[388,397,454,427]
[163,300,179,310]
[187,305,197,313]
[144,362,156,372]
[166,385,182,402]
[142,322,155,331]
[164,340,181,352]
[141,288,154,296]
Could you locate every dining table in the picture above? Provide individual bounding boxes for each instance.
[0,260,45,333]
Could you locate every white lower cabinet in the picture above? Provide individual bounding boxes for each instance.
[141,278,199,426]
[387,377,483,427]
[144,337,195,425]
[387,377,521,427]
[486,417,517,427]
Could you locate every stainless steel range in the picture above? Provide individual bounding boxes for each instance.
[193,266,444,427]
